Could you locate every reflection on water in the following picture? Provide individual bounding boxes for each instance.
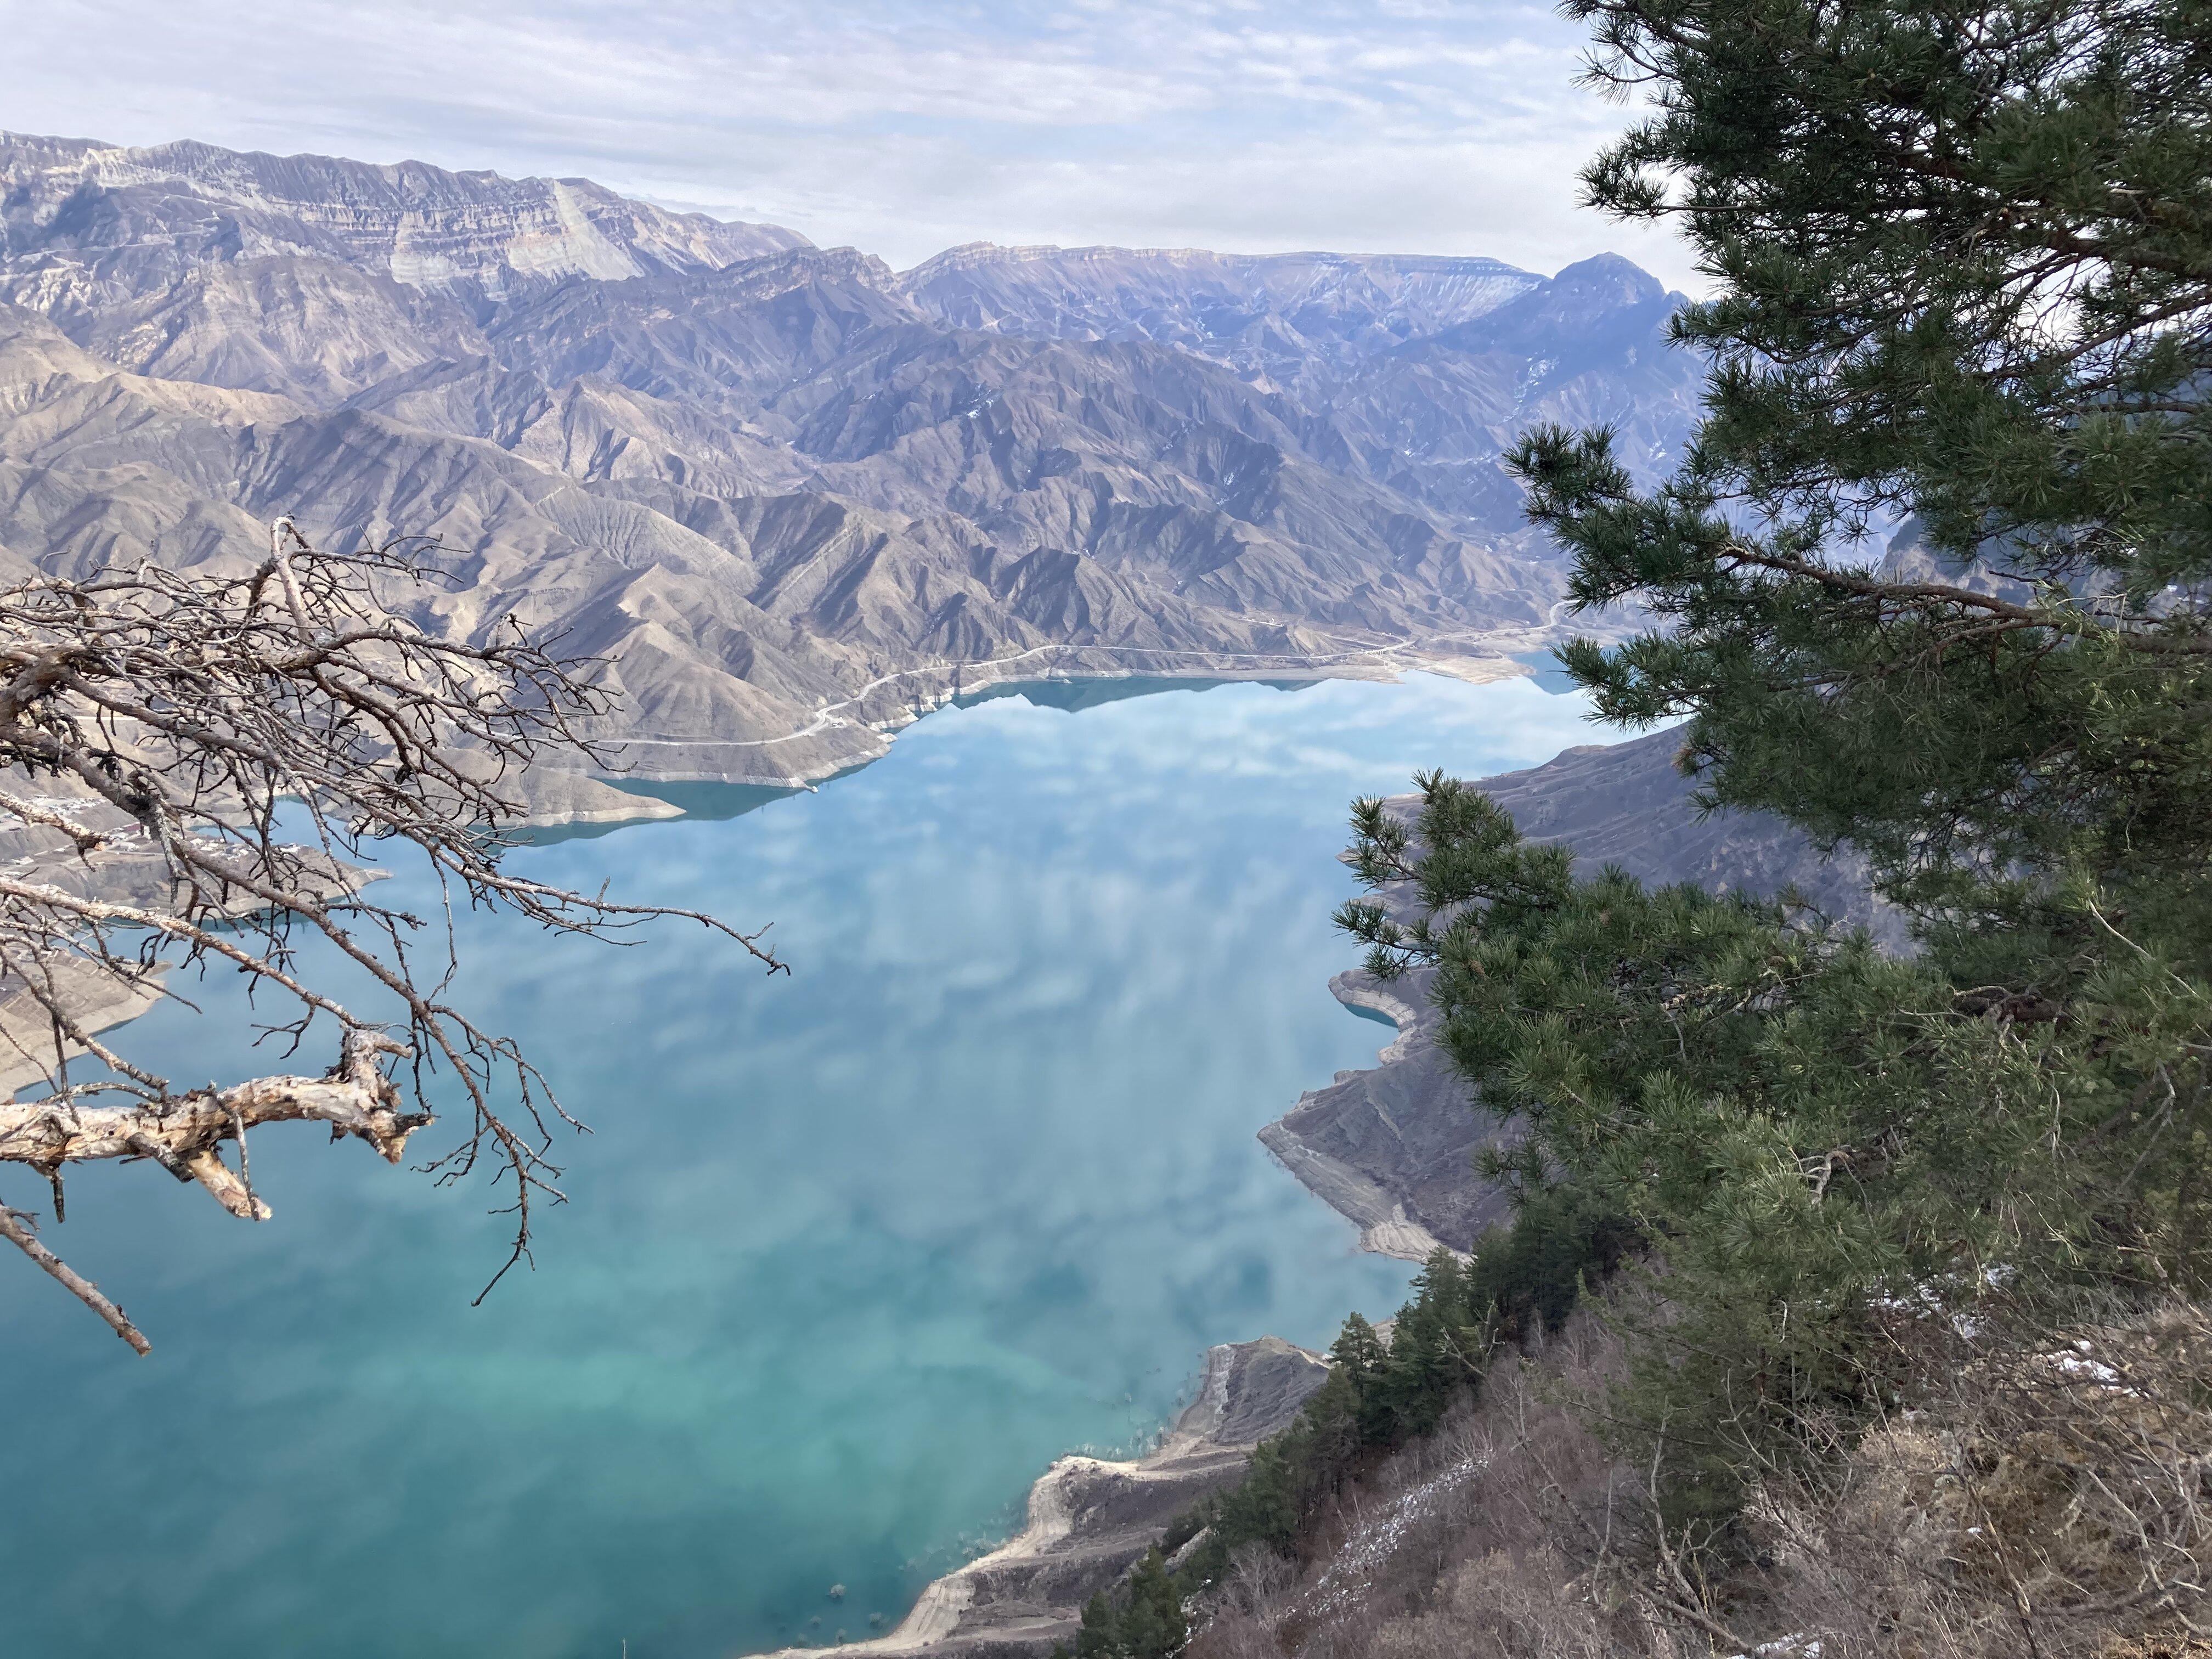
[0,672,1599,1659]
[538,681,1323,848]
[952,675,1322,714]
[1509,648,1581,696]
[600,778,811,821]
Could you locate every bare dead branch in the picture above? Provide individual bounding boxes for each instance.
[0,520,786,1350]
[0,1198,150,1355]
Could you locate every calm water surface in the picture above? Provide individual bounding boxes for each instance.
[0,672,1595,1659]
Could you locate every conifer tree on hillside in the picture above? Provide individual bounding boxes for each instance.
[1061,1550,1187,1659]
[1323,0,2212,1527]
[1527,0,2212,926]
[1091,3,2205,1648]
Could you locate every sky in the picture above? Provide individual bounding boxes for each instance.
[0,0,1700,288]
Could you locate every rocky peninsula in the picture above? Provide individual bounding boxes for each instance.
[761,1338,1331,1659]
[1258,723,1904,1256]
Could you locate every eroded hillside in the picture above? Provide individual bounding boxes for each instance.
[1,133,1702,794]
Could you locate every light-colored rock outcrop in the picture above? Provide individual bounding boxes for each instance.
[763,1338,1330,1659]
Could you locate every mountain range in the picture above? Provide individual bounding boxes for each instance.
[0,132,1703,804]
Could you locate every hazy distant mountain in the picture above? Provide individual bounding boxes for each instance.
[897,243,1542,369]
[0,132,1706,796]
[896,243,1694,515]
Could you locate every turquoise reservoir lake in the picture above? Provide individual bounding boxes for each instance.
[0,671,1595,1659]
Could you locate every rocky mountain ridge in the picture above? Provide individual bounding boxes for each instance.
[1,132,808,304]
[0,131,1705,805]
[895,243,1541,375]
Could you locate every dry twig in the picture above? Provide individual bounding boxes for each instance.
[0,520,783,1350]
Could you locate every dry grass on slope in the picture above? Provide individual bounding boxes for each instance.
[1187,1302,2212,1659]
[1746,1301,2212,1659]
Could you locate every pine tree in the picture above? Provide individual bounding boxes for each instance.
[1335,0,2212,1521]
[1374,1251,1476,1438]
[1516,0,2212,941]
[1074,1590,1119,1659]
[1210,1439,1299,1555]
[1118,1549,1188,1659]
[1325,1312,1393,1444]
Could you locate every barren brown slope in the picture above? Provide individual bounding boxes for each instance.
[0,132,1713,797]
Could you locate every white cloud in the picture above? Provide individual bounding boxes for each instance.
[0,0,1703,289]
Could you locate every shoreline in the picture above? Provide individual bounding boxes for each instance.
[1256,968,1519,1265]
[518,635,1554,826]
[729,663,1541,1659]
[1261,978,1454,1261]
[755,1338,1333,1659]
[5,656,1542,1656]
[4,668,1901,1659]
[745,960,1487,1659]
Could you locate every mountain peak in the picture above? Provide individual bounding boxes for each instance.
[0,130,810,300]
[1548,252,1669,304]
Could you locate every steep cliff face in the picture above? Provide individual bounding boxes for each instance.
[0,132,1706,789]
